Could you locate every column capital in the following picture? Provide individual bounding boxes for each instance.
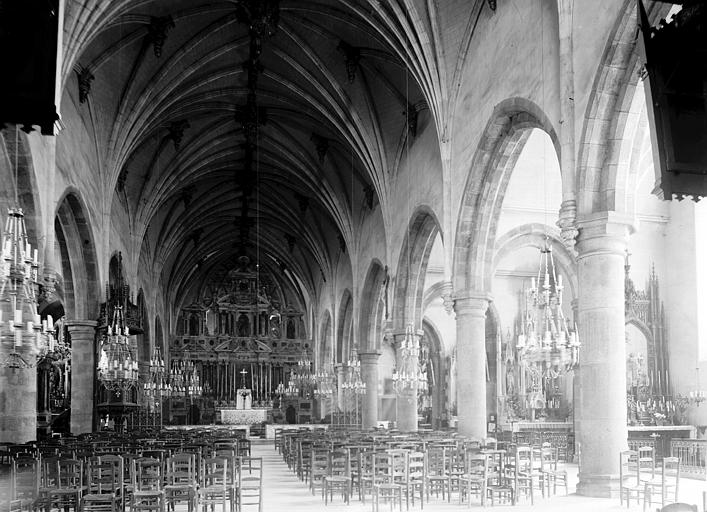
[358,351,381,364]
[576,212,635,260]
[452,290,491,318]
[65,320,98,330]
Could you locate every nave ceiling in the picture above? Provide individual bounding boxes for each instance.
[59,0,458,310]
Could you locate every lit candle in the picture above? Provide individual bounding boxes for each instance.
[33,249,38,263]
[47,315,53,330]
[14,309,21,324]
[26,321,33,333]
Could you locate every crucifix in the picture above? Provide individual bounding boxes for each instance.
[240,368,248,389]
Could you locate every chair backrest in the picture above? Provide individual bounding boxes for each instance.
[132,457,162,491]
[408,451,425,482]
[87,459,121,495]
[165,452,197,486]
[55,458,83,489]
[620,450,639,486]
[11,457,38,500]
[514,446,534,474]
[661,456,681,500]
[539,446,558,472]
[201,456,228,489]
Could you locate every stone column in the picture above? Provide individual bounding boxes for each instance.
[359,351,380,429]
[394,331,420,432]
[575,213,632,497]
[0,364,37,443]
[454,292,490,439]
[66,320,97,435]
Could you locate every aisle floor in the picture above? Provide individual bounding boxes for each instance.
[252,440,707,511]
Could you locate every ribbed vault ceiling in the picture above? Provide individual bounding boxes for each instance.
[65,0,432,308]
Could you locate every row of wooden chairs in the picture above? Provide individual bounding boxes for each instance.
[620,449,681,511]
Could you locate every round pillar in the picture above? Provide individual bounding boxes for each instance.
[66,320,97,435]
[575,213,632,497]
[0,364,37,443]
[359,351,380,429]
[454,292,490,439]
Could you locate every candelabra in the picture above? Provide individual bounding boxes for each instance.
[0,207,51,368]
[142,345,169,426]
[97,306,138,395]
[392,325,426,395]
[516,243,580,376]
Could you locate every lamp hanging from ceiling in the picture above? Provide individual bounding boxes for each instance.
[0,207,50,368]
[97,305,138,394]
[392,325,426,395]
[516,241,580,378]
[342,346,366,395]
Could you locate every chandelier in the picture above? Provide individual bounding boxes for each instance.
[143,345,169,399]
[516,243,580,376]
[169,351,202,398]
[392,325,426,394]
[294,349,315,390]
[314,363,335,399]
[284,370,299,397]
[0,207,51,369]
[97,305,138,394]
[342,347,366,395]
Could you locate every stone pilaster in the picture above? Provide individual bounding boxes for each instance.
[575,213,633,497]
[358,351,380,429]
[454,291,490,439]
[66,320,97,435]
[0,364,37,443]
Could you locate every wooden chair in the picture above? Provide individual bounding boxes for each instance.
[308,447,328,497]
[458,453,488,507]
[485,451,514,506]
[10,457,38,511]
[81,459,122,512]
[372,452,404,512]
[644,457,680,512]
[238,457,263,512]
[506,446,535,505]
[424,445,451,502]
[403,450,425,509]
[130,457,164,512]
[620,450,642,508]
[198,457,229,512]
[539,446,568,497]
[638,445,656,481]
[323,448,351,504]
[163,453,198,512]
[38,458,86,512]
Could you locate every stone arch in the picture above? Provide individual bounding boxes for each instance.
[393,206,442,329]
[359,259,387,351]
[318,310,333,368]
[453,98,560,294]
[336,289,353,363]
[492,223,578,301]
[577,1,672,215]
[54,190,100,320]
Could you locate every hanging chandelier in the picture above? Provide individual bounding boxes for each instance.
[0,207,51,369]
[143,345,170,400]
[342,347,366,396]
[169,350,201,398]
[284,370,299,397]
[392,325,426,394]
[314,363,335,399]
[294,349,315,389]
[516,242,580,376]
[97,305,138,394]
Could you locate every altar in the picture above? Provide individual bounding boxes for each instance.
[219,407,268,425]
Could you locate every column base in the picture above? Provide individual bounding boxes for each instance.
[576,472,622,498]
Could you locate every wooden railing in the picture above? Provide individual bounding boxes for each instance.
[671,439,707,479]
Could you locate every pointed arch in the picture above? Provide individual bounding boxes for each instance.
[336,289,353,364]
[359,259,387,351]
[54,190,100,320]
[453,97,560,294]
[393,206,442,329]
